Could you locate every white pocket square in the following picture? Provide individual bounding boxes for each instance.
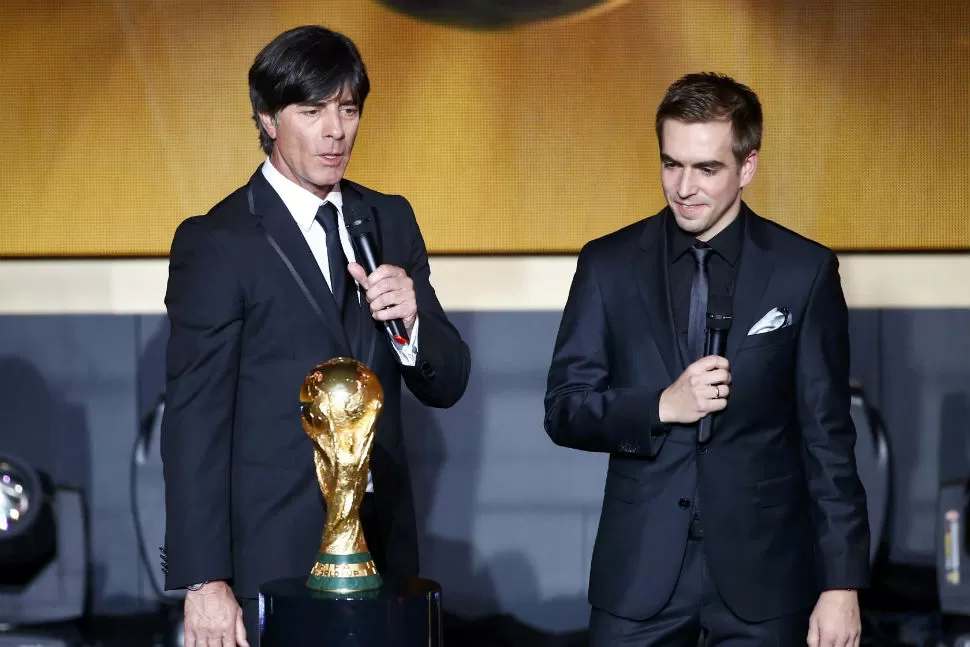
[747,307,792,335]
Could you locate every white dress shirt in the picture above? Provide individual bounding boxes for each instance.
[261,159,419,365]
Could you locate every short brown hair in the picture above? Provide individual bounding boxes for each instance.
[655,73,763,163]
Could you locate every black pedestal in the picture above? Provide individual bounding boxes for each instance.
[259,576,442,647]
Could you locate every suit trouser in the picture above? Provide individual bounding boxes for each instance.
[239,492,386,646]
[589,537,811,647]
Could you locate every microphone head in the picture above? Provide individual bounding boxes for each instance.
[344,201,377,236]
[706,295,733,331]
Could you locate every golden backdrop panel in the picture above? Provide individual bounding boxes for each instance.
[2,0,967,256]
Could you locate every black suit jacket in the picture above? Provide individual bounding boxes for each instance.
[544,204,869,622]
[161,169,470,597]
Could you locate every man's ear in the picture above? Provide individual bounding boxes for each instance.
[739,150,759,189]
[258,112,278,140]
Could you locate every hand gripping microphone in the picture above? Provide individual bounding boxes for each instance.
[344,201,410,345]
[697,294,732,444]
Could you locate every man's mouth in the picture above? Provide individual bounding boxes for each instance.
[677,202,706,213]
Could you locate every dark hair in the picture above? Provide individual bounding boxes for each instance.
[249,26,370,155]
[655,73,762,163]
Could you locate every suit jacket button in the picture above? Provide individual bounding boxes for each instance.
[419,360,435,378]
[678,498,691,509]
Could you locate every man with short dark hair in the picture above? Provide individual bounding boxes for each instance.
[161,25,470,646]
[544,73,869,646]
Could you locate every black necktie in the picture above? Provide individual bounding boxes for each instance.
[315,202,360,345]
[687,243,712,362]
[688,242,712,537]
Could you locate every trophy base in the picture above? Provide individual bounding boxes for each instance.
[307,551,382,592]
[259,576,442,647]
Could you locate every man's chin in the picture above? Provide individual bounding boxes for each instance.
[309,171,347,189]
[672,212,709,234]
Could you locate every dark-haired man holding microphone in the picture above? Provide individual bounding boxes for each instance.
[544,73,869,646]
[161,25,470,646]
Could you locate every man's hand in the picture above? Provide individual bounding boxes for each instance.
[183,580,249,647]
[348,263,417,336]
[807,590,861,647]
[658,355,731,425]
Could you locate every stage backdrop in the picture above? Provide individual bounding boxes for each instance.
[2,0,967,256]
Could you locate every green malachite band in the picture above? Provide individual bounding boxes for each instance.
[307,552,382,592]
[308,587,383,601]
[306,573,383,592]
[314,552,372,566]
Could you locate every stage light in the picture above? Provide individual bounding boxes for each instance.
[0,453,87,640]
[376,0,627,29]
[1,460,31,531]
[0,455,56,589]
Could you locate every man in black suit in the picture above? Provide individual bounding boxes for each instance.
[160,26,470,647]
[544,73,869,646]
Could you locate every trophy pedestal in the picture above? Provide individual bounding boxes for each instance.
[259,576,442,647]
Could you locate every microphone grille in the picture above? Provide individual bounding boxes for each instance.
[344,202,373,233]
[706,295,733,331]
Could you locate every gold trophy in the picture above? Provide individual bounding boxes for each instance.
[300,357,384,593]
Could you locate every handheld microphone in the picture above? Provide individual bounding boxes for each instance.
[344,202,410,345]
[698,294,732,444]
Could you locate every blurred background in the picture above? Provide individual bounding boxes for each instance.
[1,0,968,645]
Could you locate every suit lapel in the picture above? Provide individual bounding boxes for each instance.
[725,207,774,365]
[633,211,684,382]
[247,170,353,355]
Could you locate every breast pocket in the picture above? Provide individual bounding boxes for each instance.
[739,324,795,351]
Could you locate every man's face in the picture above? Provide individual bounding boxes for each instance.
[260,86,360,199]
[660,119,758,241]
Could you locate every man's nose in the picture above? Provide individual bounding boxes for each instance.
[677,170,696,197]
[322,109,344,139]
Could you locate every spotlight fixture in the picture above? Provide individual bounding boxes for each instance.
[376,0,627,29]
[0,455,56,588]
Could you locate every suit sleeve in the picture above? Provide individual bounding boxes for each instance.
[544,246,671,457]
[160,218,244,590]
[395,196,471,408]
[796,252,870,590]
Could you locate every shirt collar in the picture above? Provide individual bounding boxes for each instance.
[261,158,344,232]
[667,206,744,266]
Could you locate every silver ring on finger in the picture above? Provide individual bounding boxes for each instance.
[713,384,720,399]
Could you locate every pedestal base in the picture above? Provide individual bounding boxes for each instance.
[259,576,442,647]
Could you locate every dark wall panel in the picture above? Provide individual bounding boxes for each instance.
[0,309,966,630]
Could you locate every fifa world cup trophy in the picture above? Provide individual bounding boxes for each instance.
[300,357,383,593]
